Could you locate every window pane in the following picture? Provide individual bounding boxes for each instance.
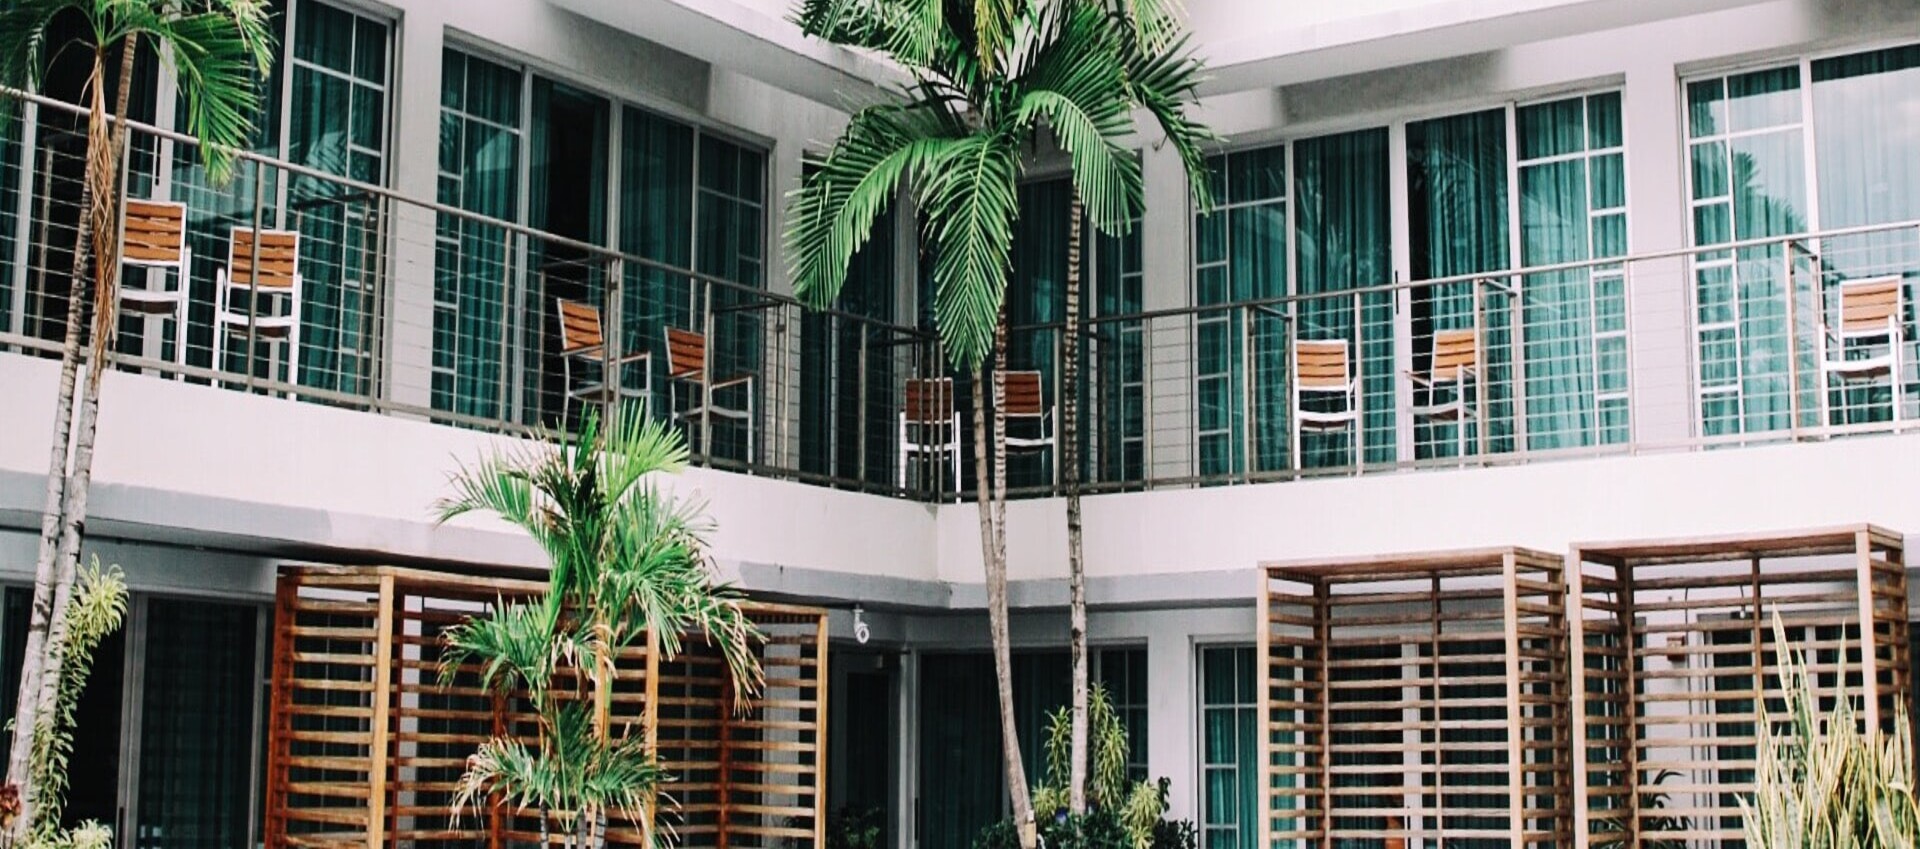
[1517,96,1585,160]
[1587,91,1624,149]
[1727,65,1802,132]
[1688,78,1726,138]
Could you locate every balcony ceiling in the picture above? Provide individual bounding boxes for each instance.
[545,0,905,106]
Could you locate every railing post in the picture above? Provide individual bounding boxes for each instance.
[1240,305,1253,482]
[858,319,870,487]
[1783,241,1801,435]
[701,279,715,462]
[1474,278,1489,459]
[1510,273,1528,453]
[605,256,623,429]
[1353,290,1365,474]
[245,157,266,390]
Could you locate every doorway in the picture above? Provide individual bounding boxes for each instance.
[527,78,610,428]
[830,649,901,849]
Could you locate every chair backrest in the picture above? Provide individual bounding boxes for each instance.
[904,378,956,424]
[556,299,603,354]
[1838,276,1903,337]
[1429,328,1478,382]
[667,327,707,379]
[123,199,187,268]
[227,228,300,290]
[1003,371,1046,418]
[1294,339,1351,391]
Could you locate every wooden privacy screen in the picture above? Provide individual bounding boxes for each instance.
[264,564,828,849]
[1570,525,1910,849]
[1258,549,1573,849]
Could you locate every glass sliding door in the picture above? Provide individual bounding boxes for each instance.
[799,199,896,486]
[1096,648,1149,780]
[1408,108,1514,459]
[283,0,389,395]
[1005,179,1072,489]
[918,654,1002,849]
[1810,45,1920,423]
[525,77,610,427]
[692,134,767,463]
[1193,147,1288,477]
[618,106,696,420]
[134,598,260,849]
[1197,646,1257,849]
[433,49,523,419]
[1294,128,1395,468]
[1685,67,1810,437]
[1089,210,1145,486]
[1516,92,1630,449]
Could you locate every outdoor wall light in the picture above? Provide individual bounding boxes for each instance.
[853,604,871,645]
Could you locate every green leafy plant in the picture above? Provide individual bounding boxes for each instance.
[1029,683,1179,849]
[1739,616,1920,848]
[824,806,885,849]
[438,404,763,849]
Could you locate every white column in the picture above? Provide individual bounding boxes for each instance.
[1140,143,1194,482]
[1621,58,1694,446]
[1146,618,1196,822]
[381,7,449,411]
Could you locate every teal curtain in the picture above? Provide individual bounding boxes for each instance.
[285,0,388,395]
[1090,211,1144,485]
[618,105,696,413]
[1194,148,1287,478]
[1005,179,1071,489]
[1517,92,1630,450]
[433,49,522,419]
[1096,649,1149,780]
[1294,128,1395,468]
[919,654,1003,849]
[1687,68,1810,436]
[1812,45,1920,424]
[800,202,897,486]
[693,134,766,462]
[136,599,259,849]
[1198,647,1256,849]
[1408,109,1513,458]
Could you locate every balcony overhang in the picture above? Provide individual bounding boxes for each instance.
[546,0,904,106]
[1197,0,1776,95]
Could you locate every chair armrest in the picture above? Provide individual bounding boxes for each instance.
[709,373,754,390]
[611,350,653,367]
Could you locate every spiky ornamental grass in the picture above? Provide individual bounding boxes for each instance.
[1739,615,1920,848]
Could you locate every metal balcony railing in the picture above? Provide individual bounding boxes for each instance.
[6,88,1920,504]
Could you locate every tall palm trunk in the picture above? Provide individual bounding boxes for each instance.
[10,39,139,832]
[1063,194,1087,813]
[976,311,1036,849]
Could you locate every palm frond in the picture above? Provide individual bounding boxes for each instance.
[0,0,68,122]
[597,402,691,514]
[1118,27,1218,210]
[788,102,955,310]
[113,0,275,182]
[1011,4,1140,234]
[31,557,127,836]
[439,601,571,699]
[791,0,945,67]
[920,130,1022,371]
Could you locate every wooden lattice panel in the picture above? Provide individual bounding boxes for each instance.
[1571,525,1910,849]
[266,565,829,849]
[1259,549,1573,849]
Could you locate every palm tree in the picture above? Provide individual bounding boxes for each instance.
[437,404,763,849]
[786,0,1211,840]
[0,0,273,830]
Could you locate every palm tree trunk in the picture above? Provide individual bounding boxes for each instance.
[21,39,138,831]
[1063,194,1087,814]
[984,311,1036,849]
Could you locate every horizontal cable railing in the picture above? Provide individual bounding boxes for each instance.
[6,88,1920,505]
[0,87,950,500]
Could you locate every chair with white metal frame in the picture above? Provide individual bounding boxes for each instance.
[555,298,652,422]
[1409,327,1481,457]
[1819,275,1907,423]
[213,227,302,387]
[898,376,961,490]
[1001,370,1057,483]
[117,198,192,367]
[1290,337,1358,466]
[666,327,756,459]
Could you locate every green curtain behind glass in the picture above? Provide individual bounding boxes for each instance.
[0,109,18,335]
[800,203,897,485]
[526,77,609,426]
[136,599,259,849]
[919,654,1003,849]
[1517,93,1630,450]
[1812,45,1920,423]
[693,134,767,462]
[1096,649,1149,780]
[1198,647,1255,849]
[1005,179,1071,489]
[433,49,521,418]
[1294,128,1395,468]
[618,105,696,412]
[285,0,387,396]
[1090,213,1144,485]
[1408,109,1513,458]
[1687,68,1809,436]
[1194,148,1286,478]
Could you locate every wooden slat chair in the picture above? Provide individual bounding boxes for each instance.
[1290,338,1358,450]
[213,227,303,386]
[556,298,652,421]
[1001,370,1056,482]
[898,377,961,490]
[1820,275,1906,422]
[118,199,193,366]
[665,327,755,458]
[1409,327,1480,456]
